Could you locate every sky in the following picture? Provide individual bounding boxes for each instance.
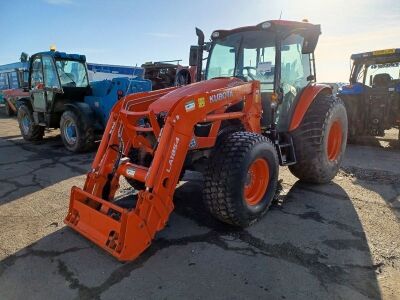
[0,0,399,82]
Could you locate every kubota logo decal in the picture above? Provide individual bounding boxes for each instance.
[166,137,180,173]
[209,90,233,103]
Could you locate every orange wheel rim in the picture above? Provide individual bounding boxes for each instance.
[327,120,342,161]
[244,158,269,206]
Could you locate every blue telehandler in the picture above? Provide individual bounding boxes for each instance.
[16,50,151,152]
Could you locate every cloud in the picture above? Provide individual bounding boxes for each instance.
[44,0,74,5]
[145,32,180,38]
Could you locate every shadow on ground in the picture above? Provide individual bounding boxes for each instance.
[341,140,400,220]
[0,175,382,299]
[0,112,95,205]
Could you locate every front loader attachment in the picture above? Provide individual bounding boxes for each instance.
[66,187,152,260]
[65,79,261,261]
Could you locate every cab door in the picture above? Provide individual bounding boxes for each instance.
[30,56,47,112]
[42,55,61,112]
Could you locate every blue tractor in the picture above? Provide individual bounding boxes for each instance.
[338,48,400,140]
[16,50,151,152]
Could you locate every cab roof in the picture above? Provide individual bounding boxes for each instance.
[351,48,400,63]
[32,51,86,62]
[210,19,321,40]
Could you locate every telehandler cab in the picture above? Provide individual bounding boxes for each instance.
[65,20,348,261]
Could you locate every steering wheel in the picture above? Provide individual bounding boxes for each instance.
[242,67,257,80]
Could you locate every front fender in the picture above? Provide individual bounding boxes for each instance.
[64,102,96,127]
[289,84,332,131]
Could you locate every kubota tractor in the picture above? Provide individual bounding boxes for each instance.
[65,20,348,261]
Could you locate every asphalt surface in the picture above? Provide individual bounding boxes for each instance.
[0,108,399,299]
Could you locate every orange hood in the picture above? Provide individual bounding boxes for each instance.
[149,77,244,114]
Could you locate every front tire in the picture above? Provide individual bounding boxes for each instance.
[60,110,95,153]
[17,105,44,141]
[289,94,347,183]
[203,131,279,227]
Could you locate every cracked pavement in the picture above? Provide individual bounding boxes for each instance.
[0,110,399,299]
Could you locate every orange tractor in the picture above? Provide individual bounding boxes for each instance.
[65,20,348,261]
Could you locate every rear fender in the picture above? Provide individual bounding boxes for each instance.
[288,84,332,131]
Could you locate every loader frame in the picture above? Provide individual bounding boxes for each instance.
[66,80,262,260]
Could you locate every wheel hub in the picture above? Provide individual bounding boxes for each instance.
[327,120,342,161]
[63,120,77,145]
[244,158,269,206]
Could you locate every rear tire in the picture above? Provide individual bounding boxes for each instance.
[17,105,44,141]
[60,110,95,153]
[289,94,347,183]
[203,131,279,227]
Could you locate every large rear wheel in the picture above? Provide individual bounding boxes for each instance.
[203,131,279,227]
[289,94,347,183]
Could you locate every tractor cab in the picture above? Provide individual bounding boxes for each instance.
[27,50,90,127]
[339,49,400,137]
[190,20,321,131]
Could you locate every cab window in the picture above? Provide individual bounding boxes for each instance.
[43,56,60,88]
[31,57,43,88]
[0,73,9,90]
[8,72,19,89]
[281,34,311,93]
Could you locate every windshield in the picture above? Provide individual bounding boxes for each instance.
[206,31,311,93]
[352,61,400,86]
[206,31,276,92]
[55,59,88,87]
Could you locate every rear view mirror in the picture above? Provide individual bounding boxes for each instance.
[302,25,321,54]
[189,46,199,66]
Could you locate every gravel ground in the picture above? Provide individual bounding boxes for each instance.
[0,107,399,299]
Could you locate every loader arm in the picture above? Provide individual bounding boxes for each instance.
[65,79,262,261]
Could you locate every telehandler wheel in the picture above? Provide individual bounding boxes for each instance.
[289,94,347,183]
[4,101,14,117]
[203,131,279,227]
[17,104,44,141]
[60,110,95,153]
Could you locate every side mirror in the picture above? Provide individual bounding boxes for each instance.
[302,25,321,54]
[189,46,199,67]
[196,27,205,46]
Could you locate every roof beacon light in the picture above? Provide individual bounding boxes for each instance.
[261,22,271,29]
[212,31,220,38]
[50,45,56,52]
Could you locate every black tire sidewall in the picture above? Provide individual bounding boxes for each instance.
[17,105,36,140]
